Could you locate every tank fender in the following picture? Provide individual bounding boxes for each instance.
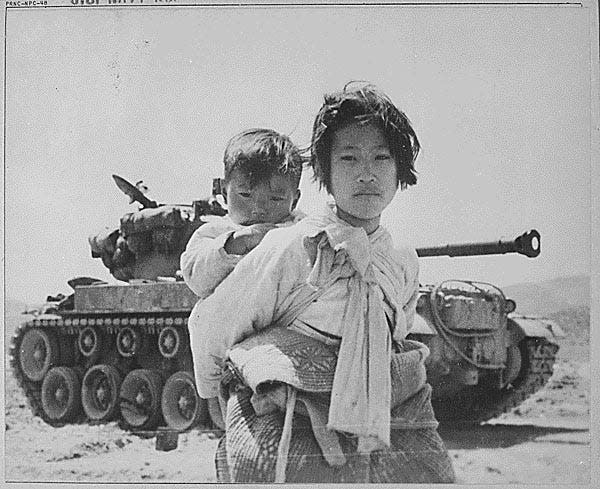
[508,315,565,341]
[409,313,437,336]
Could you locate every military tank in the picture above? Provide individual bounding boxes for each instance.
[410,231,564,423]
[10,175,563,434]
[9,175,228,434]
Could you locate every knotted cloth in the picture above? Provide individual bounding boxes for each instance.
[289,206,409,451]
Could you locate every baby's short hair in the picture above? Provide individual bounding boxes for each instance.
[310,82,420,193]
[223,128,303,188]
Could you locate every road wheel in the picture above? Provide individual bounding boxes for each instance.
[82,364,122,422]
[116,327,143,358]
[78,326,103,360]
[41,366,81,422]
[19,328,59,382]
[119,369,164,430]
[158,326,183,359]
[161,371,208,431]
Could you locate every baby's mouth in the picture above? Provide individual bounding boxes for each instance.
[246,215,267,224]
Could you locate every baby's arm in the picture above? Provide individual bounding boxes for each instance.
[223,223,277,255]
[189,229,303,398]
[180,222,242,299]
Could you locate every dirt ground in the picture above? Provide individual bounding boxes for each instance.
[3,334,591,485]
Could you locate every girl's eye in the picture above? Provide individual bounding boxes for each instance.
[375,154,391,161]
[238,192,251,198]
[270,196,285,202]
[340,155,356,162]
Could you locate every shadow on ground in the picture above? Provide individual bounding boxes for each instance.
[438,423,588,449]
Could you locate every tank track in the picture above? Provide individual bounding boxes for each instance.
[10,316,70,425]
[9,313,197,429]
[11,316,558,428]
[432,336,558,424]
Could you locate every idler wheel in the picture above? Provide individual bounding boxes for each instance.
[158,326,182,359]
[41,366,82,422]
[116,327,143,358]
[119,369,164,430]
[161,371,208,432]
[78,326,103,359]
[82,364,122,422]
[19,328,59,382]
[504,345,523,386]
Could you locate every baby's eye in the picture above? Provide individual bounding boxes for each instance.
[340,155,356,162]
[375,154,392,161]
[238,192,251,198]
[270,196,286,202]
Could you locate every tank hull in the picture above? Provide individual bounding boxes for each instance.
[10,279,562,432]
[10,282,203,432]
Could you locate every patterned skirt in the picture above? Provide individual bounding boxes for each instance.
[215,385,456,483]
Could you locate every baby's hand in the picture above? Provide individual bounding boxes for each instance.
[225,223,277,255]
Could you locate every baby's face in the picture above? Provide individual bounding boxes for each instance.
[224,170,300,225]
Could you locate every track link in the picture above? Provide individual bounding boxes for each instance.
[433,337,559,424]
[9,313,191,428]
[9,318,64,425]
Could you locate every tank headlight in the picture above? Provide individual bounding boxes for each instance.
[504,299,516,313]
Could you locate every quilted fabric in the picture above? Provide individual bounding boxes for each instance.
[216,385,455,483]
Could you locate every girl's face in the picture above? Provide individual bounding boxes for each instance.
[329,122,398,233]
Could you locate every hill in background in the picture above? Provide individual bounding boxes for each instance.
[548,305,590,343]
[502,274,589,316]
[4,299,31,329]
[3,299,35,354]
[502,274,590,343]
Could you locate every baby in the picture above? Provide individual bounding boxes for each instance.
[181,128,304,424]
[181,128,304,300]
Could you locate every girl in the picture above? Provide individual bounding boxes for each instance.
[189,83,455,483]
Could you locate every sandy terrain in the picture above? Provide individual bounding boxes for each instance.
[3,333,590,486]
[2,293,592,485]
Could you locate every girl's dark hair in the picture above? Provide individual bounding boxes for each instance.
[223,128,303,188]
[310,82,420,192]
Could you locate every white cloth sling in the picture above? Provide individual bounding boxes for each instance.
[271,208,408,451]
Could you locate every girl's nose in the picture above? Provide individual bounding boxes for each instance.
[357,160,376,183]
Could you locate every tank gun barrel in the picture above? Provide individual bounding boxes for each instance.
[416,229,540,258]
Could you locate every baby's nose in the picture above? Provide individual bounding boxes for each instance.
[252,197,269,213]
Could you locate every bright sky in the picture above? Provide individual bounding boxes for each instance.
[3,1,596,303]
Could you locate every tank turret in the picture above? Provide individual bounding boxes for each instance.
[9,178,563,434]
